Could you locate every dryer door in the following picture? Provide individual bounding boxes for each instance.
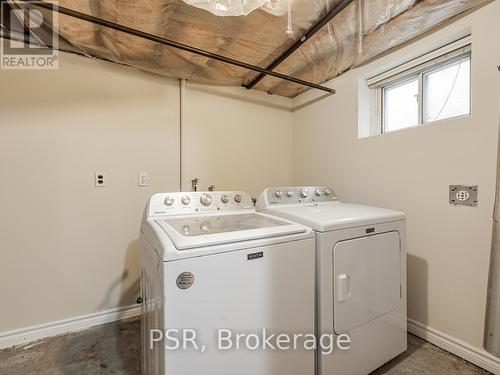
[333,231,401,334]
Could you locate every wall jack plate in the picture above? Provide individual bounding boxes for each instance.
[95,172,106,187]
[449,185,478,207]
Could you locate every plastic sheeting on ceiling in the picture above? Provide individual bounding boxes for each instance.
[13,0,490,97]
[181,0,289,17]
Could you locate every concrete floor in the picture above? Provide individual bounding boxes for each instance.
[0,318,491,375]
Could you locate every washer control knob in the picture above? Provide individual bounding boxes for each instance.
[315,189,322,197]
[164,196,175,206]
[234,194,242,203]
[200,193,212,206]
[181,195,191,205]
[274,191,283,198]
[286,190,294,198]
[300,188,309,198]
[324,188,333,196]
[221,194,230,204]
[200,221,211,233]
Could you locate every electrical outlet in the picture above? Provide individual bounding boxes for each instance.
[95,172,106,187]
[138,172,149,187]
[449,185,478,207]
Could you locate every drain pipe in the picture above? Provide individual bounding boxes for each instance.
[485,113,500,356]
[179,78,186,191]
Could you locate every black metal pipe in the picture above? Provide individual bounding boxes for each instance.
[23,1,336,94]
[245,0,354,90]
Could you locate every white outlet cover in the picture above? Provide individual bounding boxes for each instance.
[138,172,149,187]
[95,172,106,187]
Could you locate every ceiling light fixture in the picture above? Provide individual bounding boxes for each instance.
[182,0,294,35]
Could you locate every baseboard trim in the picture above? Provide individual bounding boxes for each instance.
[2,308,500,373]
[0,304,141,350]
[408,318,500,374]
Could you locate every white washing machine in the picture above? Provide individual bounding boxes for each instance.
[140,191,316,375]
[256,186,407,375]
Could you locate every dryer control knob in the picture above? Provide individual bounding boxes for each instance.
[324,188,333,196]
[164,196,175,206]
[274,191,283,198]
[181,195,191,205]
[234,194,242,203]
[200,193,212,206]
[221,194,230,204]
[300,188,309,198]
[286,190,294,198]
[315,189,322,196]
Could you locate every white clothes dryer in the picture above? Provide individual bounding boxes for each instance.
[256,186,407,375]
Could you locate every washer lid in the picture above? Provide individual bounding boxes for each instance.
[264,202,405,232]
[156,213,308,250]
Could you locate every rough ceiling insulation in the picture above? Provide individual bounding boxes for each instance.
[9,0,489,97]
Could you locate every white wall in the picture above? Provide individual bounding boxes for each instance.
[0,51,293,332]
[293,1,500,350]
[181,82,293,197]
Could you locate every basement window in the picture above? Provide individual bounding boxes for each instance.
[367,36,471,134]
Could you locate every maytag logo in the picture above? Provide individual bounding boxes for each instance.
[247,251,263,261]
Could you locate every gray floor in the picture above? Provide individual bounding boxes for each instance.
[0,318,490,375]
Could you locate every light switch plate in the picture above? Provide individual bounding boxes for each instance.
[138,172,149,187]
[449,185,478,207]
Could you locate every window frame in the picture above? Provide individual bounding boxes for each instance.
[368,37,471,135]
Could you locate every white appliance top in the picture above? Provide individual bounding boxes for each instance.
[256,187,405,232]
[144,191,310,250]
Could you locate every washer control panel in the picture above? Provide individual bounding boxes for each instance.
[147,191,254,217]
[259,186,338,207]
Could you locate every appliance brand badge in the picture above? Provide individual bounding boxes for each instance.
[247,251,264,261]
[176,272,194,289]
